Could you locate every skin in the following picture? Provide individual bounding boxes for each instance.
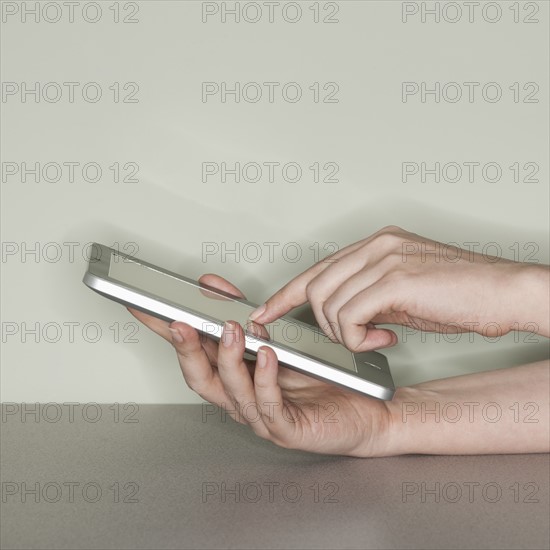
[129,226,549,457]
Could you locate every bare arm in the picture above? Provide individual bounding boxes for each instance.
[384,360,549,456]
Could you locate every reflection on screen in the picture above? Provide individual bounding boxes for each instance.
[108,255,357,372]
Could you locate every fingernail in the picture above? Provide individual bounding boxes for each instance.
[257,348,267,368]
[249,303,266,321]
[169,327,184,344]
[222,322,235,347]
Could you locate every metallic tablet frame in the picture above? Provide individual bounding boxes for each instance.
[83,243,395,400]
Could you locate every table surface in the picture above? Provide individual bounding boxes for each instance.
[1,404,549,550]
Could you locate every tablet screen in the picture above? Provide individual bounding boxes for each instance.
[108,253,358,373]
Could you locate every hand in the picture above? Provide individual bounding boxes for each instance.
[128,274,395,457]
[249,226,548,351]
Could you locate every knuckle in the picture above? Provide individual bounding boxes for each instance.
[335,310,347,338]
[254,375,271,391]
[336,304,350,326]
[321,304,340,338]
[336,307,357,346]
[305,280,318,303]
[182,371,215,400]
[257,406,276,426]
[380,224,404,234]
[175,340,200,359]
[187,379,208,398]
[373,231,401,250]
[321,299,336,323]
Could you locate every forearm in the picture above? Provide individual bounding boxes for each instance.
[384,360,549,456]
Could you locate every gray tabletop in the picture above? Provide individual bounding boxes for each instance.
[1,404,548,550]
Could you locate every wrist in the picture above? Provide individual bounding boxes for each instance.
[383,386,427,456]
[354,386,432,457]
[510,263,550,338]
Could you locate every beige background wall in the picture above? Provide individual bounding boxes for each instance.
[1,0,548,403]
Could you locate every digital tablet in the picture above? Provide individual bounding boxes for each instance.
[83,243,395,400]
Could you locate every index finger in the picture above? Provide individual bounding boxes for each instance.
[249,239,368,324]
